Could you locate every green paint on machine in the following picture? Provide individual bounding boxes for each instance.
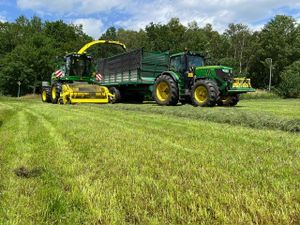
[97,49,255,106]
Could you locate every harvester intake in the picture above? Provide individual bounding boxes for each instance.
[59,83,114,104]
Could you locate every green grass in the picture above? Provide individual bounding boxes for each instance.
[239,89,279,100]
[98,99,300,132]
[0,98,300,224]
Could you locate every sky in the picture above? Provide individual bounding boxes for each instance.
[0,0,300,39]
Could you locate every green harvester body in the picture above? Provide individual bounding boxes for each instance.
[51,53,96,83]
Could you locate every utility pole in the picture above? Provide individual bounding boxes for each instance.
[17,81,21,98]
[266,58,272,91]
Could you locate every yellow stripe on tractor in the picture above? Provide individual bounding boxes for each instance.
[58,83,114,104]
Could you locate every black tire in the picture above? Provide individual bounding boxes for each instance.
[41,87,51,103]
[109,87,122,103]
[51,82,62,104]
[217,95,240,106]
[153,75,179,106]
[191,80,219,107]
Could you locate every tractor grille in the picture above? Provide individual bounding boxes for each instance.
[216,69,231,81]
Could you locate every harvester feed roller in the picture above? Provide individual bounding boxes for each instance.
[58,83,114,104]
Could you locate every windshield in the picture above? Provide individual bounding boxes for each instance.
[187,55,204,68]
[70,57,91,76]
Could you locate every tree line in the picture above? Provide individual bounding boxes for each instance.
[0,15,299,97]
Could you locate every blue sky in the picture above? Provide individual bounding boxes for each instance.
[0,0,300,39]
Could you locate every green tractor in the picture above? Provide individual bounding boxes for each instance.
[153,51,255,106]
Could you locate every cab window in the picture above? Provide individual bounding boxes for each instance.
[70,57,92,76]
[65,57,71,74]
[187,55,204,68]
[170,55,185,73]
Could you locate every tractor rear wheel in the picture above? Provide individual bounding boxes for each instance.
[191,80,219,107]
[109,87,121,103]
[217,95,240,106]
[41,87,51,103]
[51,83,62,104]
[153,75,179,106]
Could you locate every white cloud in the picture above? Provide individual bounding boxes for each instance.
[17,0,125,15]
[0,16,5,22]
[80,0,127,14]
[73,18,104,39]
[115,0,300,32]
[0,11,6,22]
[17,0,79,13]
[16,0,300,34]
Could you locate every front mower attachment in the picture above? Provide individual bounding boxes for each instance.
[58,82,114,104]
[228,78,256,93]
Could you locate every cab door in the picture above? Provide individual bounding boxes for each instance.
[170,55,186,73]
[170,54,196,91]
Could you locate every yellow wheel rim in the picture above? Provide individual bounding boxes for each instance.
[42,90,47,102]
[194,85,208,103]
[52,86,56,100]
[156,81,170,102]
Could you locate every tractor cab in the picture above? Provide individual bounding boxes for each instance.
[169,51,205,74]
[64,53,93,78]
[169,51,205,91]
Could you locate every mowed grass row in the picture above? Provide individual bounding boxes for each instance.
[0,99,300,224]
[95,99,300,132]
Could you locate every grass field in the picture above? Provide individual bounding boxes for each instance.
[0,97,299,224]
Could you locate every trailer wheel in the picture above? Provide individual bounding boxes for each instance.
[51,83,62,104]
[217,95,240,106]
[41,87,51,103]
[109,87,121,103]
[153,75,179,106]
[191,80,219,107]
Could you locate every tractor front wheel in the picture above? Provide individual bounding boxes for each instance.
[191,80,219,107]
[217,95,240,106]
[51,83,62,104]
[153,75,179,106]
[41,87,51,103]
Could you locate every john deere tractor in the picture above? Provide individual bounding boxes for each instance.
[153,51,255,106]
[41,40,126,104]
